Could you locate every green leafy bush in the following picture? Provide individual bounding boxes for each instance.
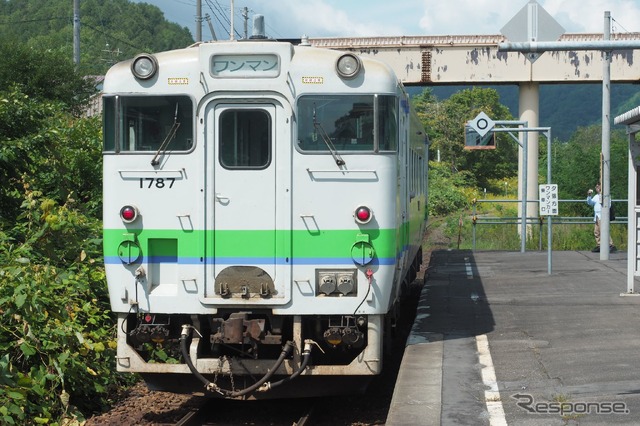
[428,161,475,216]
[0,189,134,425]
[0,86,134,424]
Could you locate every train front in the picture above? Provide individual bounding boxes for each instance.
[102,38,423,399]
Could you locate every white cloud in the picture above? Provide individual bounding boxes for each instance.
[138,0,640,39]
[418,0,521,35]
[545,0,640,33]
[248,0,407,37]
[416,0,640,36]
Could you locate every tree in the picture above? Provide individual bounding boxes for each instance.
[414,87,518,189]
[544,125,628,217]
[0,39,96,115]
[0,0,194,75]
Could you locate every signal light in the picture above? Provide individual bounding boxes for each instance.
[323,328,343,346]
[354,205,372,224]
[120,205,138,223]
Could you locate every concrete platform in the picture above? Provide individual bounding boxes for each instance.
[387,249,640,425]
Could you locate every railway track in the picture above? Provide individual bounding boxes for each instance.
[165,399,317,426]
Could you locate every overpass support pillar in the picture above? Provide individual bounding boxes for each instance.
[518,82,540,228]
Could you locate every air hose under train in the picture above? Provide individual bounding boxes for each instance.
[257,339,314,393]
[180,325,312,397]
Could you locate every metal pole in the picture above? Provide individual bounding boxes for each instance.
[230,0,235,40]
[243,7,249,40]
[196,0,202,42]
[499,40,640,51]
[600,11,612,260]
[472,202,477,250]
[493,121,531,253]
[547,129,553,274]
[627,131,636,293]
[522,128,528,253]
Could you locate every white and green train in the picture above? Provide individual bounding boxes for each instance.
[103,34,428,399]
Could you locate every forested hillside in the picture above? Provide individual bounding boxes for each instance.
[0,0,194,75]
[425,83,640,142]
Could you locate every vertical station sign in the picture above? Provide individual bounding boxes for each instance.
[539,184,558,216]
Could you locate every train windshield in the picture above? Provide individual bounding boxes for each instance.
[297,95,397,152]
[103,95,193,153]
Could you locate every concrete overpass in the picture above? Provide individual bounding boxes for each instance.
[309,33,640,84]
[310,32,640,229]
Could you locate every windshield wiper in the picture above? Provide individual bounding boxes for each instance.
[151,103,181,166]
[313,106,345,167]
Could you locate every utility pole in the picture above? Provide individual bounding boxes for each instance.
[196,0,202,42]
[230,0,235,40]
[204,14,217,41]
[601,11,612,261]
[73,0,80,65]
[242,7,248,40]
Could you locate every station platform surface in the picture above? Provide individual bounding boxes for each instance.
[386,249,640,425]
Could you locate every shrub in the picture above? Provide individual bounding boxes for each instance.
[0,189,134,425]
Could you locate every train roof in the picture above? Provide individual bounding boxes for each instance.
[104,39,400,95]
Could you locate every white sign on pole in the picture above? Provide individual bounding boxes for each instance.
[539,184,558,216]
[468,112,495,138]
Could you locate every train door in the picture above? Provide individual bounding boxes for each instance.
[203,101,291,303]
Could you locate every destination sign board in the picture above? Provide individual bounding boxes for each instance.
[211,54,279,77]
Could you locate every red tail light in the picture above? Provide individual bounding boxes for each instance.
[120,205,138,223]
[354,206,372,224]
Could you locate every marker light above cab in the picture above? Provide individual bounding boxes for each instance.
[131,54,158,80]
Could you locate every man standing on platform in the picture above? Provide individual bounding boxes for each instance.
[587,183,615,253]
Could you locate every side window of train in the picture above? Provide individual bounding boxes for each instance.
[102,95,194,153]
[218,109,271,169]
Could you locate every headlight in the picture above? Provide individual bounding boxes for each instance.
[336,53,362,79]
[131,54,158,80]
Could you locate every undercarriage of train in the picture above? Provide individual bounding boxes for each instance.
[122,310,371,398]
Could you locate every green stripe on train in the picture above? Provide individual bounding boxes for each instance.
[103,228,404,258]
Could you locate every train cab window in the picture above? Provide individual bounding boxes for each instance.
[102,95,193,153]
[297,95,397,153]
[218,109,271,169]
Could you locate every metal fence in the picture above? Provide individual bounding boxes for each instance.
[470,198,627,250]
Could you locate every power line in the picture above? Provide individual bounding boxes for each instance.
[82,22,148,52]
[204,0,232,39]
[611,17,631,34]
[0,16,68,25]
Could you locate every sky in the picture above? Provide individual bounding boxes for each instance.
[133,0,640,41]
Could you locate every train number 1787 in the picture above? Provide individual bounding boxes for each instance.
[139,177,176,189]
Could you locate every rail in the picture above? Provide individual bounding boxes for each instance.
[469,198,627,250]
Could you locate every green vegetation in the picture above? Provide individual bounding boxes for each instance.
[0,0,194,421]
[425,83,640,142]
[0,40,136,424]
[416,86,629,252]
[0,0,194,75]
